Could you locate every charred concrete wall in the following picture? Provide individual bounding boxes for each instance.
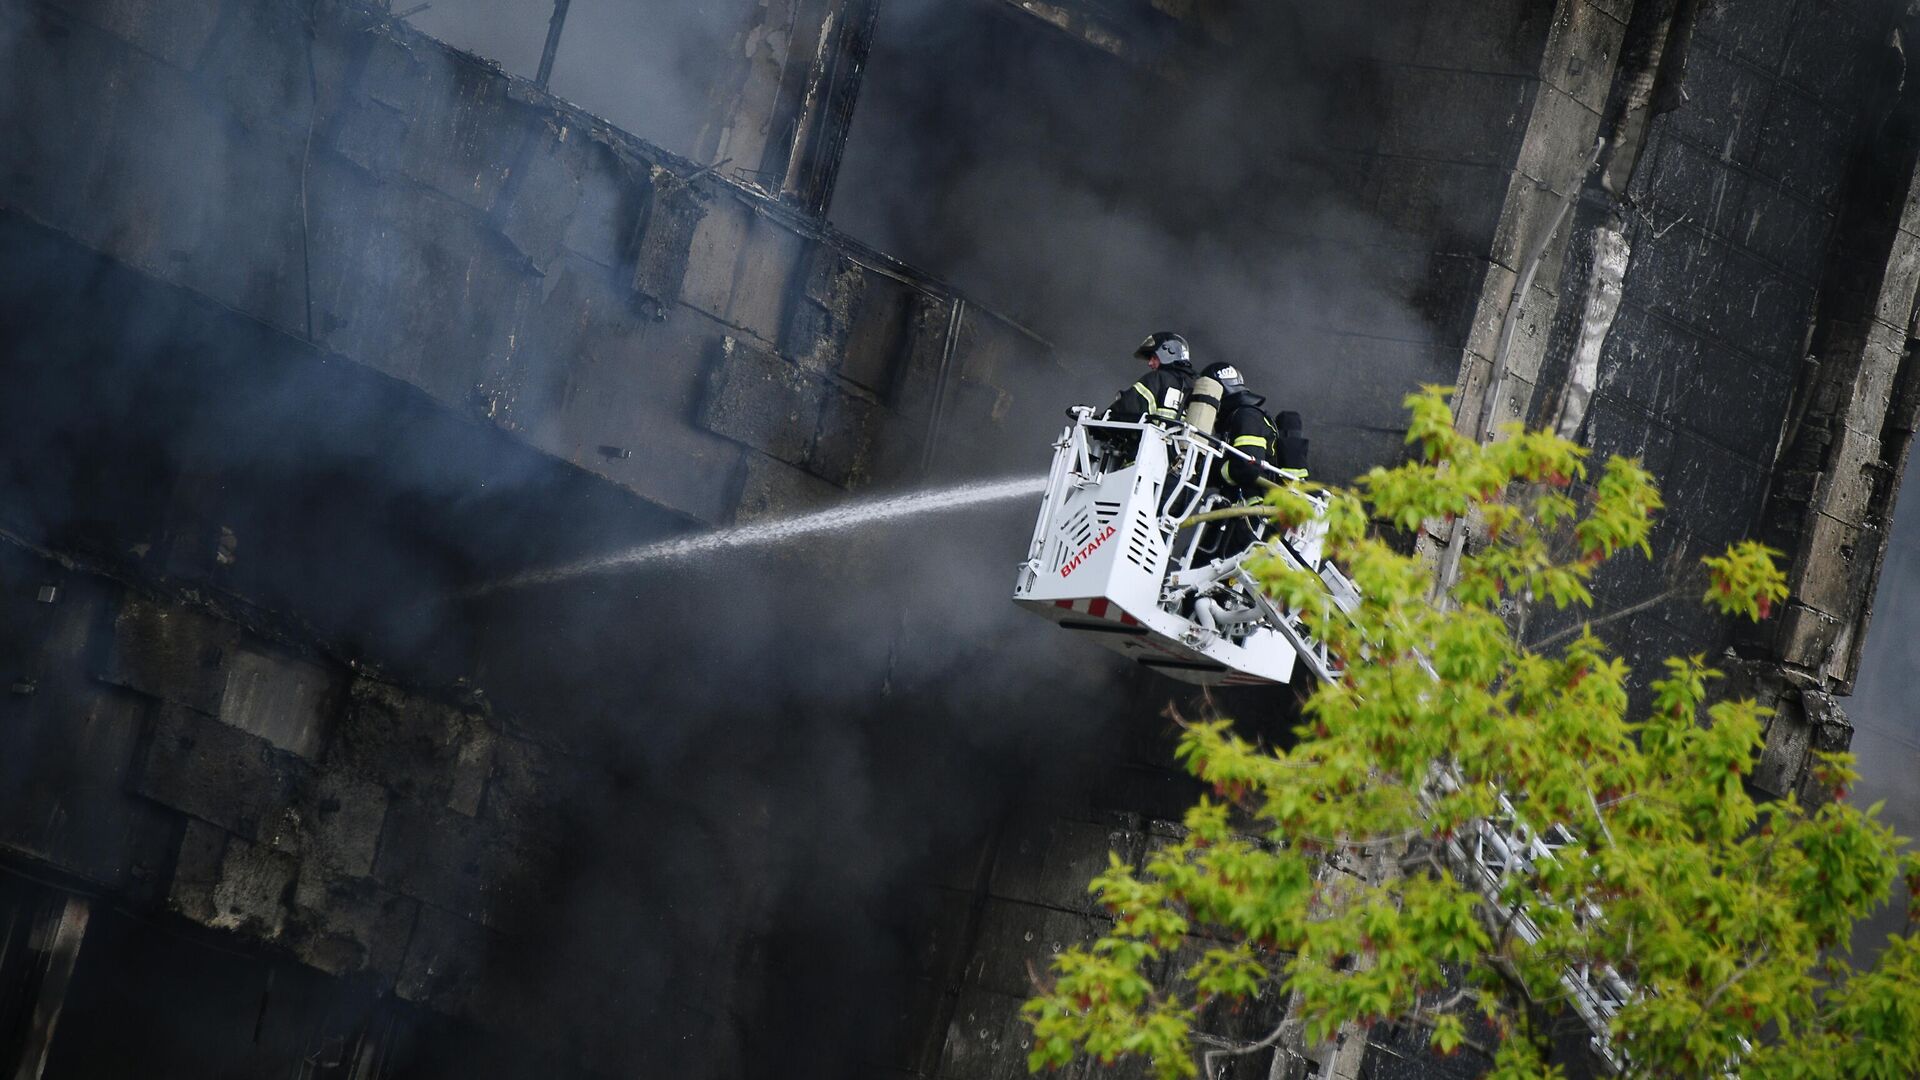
[1,0,1917,1078]
[0,0,1086,1073]
[0,542,561,1052]
[0,0,1059,524]
[938,0,1920,1077]
[929,4,1636,1076]
[830,0,1567,485]
[1511,0,1920,810]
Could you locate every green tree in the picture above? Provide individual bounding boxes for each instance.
[1022,388,1920,1078]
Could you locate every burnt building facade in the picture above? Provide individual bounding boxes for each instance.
[0,0,1914,1077]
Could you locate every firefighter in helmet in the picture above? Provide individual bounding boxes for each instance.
[1195,360,1300,564]
[1105,332,1196,424]
[1204,362,1277,501]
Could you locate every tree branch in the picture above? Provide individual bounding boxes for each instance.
[1198,1009,1292,1080]
[1654,948,1770,1079]
[1399,986,1502,1059]
[1528,584,1683,651]
[1585,784,1616,847]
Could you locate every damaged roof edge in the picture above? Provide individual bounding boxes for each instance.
[361,0,1054,351]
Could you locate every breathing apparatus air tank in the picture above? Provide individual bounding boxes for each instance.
[1275,410,1309,470]
[1183,374,1223,435]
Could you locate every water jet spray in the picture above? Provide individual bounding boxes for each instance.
[467,474,1048,595]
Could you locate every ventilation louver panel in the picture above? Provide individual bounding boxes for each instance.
[1052,507,1097,574]
[1124,515,1159,570]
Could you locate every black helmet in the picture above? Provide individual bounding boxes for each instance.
[1201,362,1245,392]
[1133,331,1190,367]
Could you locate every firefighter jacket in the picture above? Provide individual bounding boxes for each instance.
[1106,360,1196,424]
[1216,390,1276,497]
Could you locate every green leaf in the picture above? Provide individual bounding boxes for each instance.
[1019,391,1917,1080]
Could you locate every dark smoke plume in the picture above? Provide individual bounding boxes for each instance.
[833,0,1436,476]
[0,1,1442,1076]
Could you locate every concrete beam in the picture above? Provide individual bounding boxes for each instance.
[1754,11,1920,692]
[6,895,88,1080]
[701,0,881,217]
[985,0,1136,58]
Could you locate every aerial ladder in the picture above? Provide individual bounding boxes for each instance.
[1013,406,1637,1070]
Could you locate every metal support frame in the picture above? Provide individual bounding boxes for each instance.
[919,299,966,477]
[1422,769,1633,1069]
[534,0,571,90]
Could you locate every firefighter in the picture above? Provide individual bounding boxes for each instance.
[1105,332,1196,424]
[1205,362,1277,501]
[1193,361,1279,565]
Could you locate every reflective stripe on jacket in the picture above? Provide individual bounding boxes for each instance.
[1217,392,1274,490]
[1107,362,1196,423]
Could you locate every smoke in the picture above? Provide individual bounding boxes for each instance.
[1844,456,1920,959]
[494,6,1434,1071]
[832,0,1435,477]
[411,0,760,163]
[0,2,1420,1077]
[0,220,1139,1074]
[406,0,555,79]
[540,0,752,160]
[455,457,1146,1075]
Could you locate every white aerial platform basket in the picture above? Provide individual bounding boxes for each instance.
[1013,407,1358,687]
